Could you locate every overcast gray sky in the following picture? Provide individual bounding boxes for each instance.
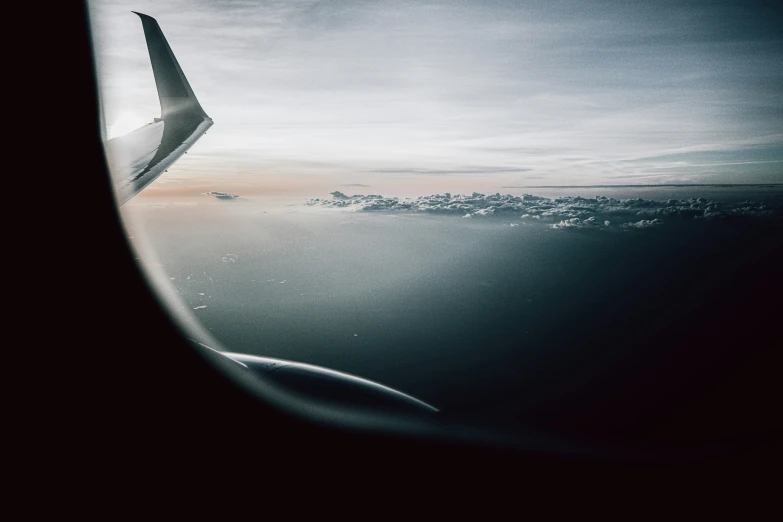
[91,0,783,197]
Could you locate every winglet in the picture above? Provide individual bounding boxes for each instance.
[133,12,209,120]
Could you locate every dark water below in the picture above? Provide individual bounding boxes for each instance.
[125,186,782,446]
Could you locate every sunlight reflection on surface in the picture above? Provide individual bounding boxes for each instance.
[107,111,151,139]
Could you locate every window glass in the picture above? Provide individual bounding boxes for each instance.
[92,0,783,446]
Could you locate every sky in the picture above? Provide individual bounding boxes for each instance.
[91,0,783,198]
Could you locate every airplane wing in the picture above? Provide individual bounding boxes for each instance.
[105,12,213,205]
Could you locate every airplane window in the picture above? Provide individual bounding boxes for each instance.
[91,0,781,453]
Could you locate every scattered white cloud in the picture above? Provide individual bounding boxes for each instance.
[205,191,240,200]
[305,191,781,230]
[621,219,664,229]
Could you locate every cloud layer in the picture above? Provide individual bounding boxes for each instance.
[306,191,781,229]
[94,1,783,186]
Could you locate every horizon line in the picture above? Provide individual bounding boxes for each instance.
[502,183,783,189]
